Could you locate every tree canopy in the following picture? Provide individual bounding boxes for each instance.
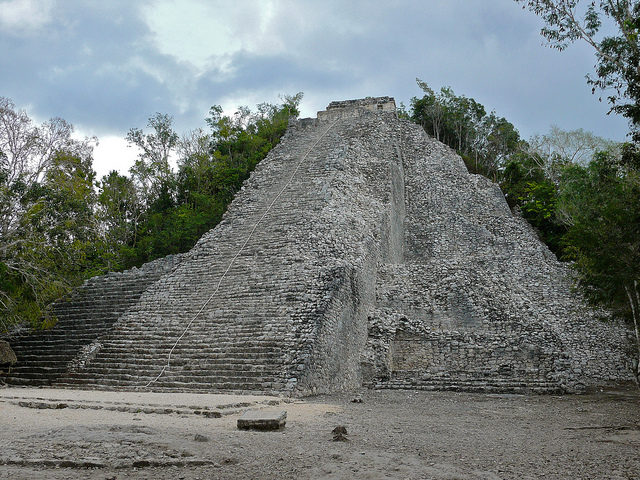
[411,79,522,179]
[0,97,98,329]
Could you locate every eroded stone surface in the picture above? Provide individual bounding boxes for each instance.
[0,340,16,365]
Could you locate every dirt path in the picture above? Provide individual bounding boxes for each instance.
[0,387,638,479]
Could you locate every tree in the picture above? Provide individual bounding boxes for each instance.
[0,98,97,329]
[482,113,522,178]
[529,125,618,166]
[33,151,98,272]
[516,0,640,140]
[411,80,522,178]
[500,150,567,254]
[96,171,141,270]
[126,113,178,210]
[412,79,446,141]
[558,151,640,376]
[0,98,94,241]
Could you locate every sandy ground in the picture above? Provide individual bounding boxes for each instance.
[0,386,638,480]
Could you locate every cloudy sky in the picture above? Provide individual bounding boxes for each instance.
[0,0,629,177]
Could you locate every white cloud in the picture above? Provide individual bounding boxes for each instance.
[141,0,285,71]
[92,135,139,179]
[0,0,53,33]
[142,0,243,70]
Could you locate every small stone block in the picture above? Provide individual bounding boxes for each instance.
[237,410,287,430]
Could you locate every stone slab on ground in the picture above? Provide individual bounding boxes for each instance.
[237,409,287,430]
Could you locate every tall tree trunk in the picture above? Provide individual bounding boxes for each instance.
[625,282,640,388]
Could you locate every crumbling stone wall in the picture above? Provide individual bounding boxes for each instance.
[318,97,396,121]
[363,120,633,392]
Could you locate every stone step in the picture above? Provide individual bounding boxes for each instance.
[11,353,76,363]
[94,350,283,360]
[9,339,104,351]
[1,377,48,386]
[54,378,282,393]
[114,321,276,329]
[4,366,68,378]
[373,376,563,394]
[44,314,128,323]
[68,365,282,378]
[70,358,283,372]
[85,354,283,366]
[58,371,279,385]
[53,297,140,306]
[105,327,286,336]
[95,342,284,352]
[10,330,108,341]
[52,301,141,311]
[6,325,115,338]
[93,342,287,352]
[109,329,286,337]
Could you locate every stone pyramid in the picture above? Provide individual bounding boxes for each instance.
[3,97,634,393]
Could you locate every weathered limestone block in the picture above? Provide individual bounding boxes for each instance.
[237,410,287,430]
[0,340,16,365]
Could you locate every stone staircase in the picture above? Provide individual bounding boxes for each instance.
[374,374,563,394]
[2,256,182,386]
[57,319,289,392]
[53,116,376,393]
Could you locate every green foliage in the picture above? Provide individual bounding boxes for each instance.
[0,97,98,330]
[96,171,140,271]
[410,79,522,179]
[396,101,410,119]
[500,152,567,254]
[127,112,178,211]
[559,150,640,313]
